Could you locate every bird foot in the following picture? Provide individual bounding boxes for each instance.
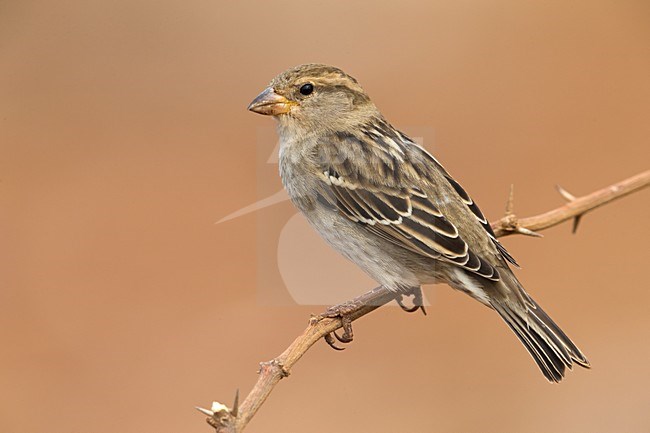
[395,287,427,315]
[319,300,364,350]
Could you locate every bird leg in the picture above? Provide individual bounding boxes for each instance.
[395,287,427,316]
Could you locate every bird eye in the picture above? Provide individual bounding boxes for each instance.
[299,83,314,96]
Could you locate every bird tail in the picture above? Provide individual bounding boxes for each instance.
[490,285,591,382]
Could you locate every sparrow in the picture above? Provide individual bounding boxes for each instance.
[248,64,590,382]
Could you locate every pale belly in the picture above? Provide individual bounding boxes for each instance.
[300,204,441,291]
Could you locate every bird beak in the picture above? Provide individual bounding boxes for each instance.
[248,87,294,116]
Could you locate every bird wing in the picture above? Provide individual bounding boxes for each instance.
[314,124,516,281]
[441,171,519,267]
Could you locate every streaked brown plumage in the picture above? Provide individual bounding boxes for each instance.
[248,64,590,382]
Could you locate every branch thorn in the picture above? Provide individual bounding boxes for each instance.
[196,398,237,431]
[571,214,583,234]
[195,406,215,417]
[516,226,543,238]
[556,185,583,233]
[556,184,577,202]
[231,389,239,418]
[506,184,515,216]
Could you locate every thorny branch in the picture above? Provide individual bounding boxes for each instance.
[198,170,649,433]
[491,170,650,238]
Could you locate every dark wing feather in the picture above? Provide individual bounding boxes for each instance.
[322,167,500,282]
[316,120,515,282]
[445,176,519,266]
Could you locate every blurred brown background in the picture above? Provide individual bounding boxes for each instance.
[1,1,649,432]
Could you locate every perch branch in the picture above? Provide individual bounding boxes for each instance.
[198,170,649,432]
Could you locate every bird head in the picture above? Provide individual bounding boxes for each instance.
[248,64,379,134]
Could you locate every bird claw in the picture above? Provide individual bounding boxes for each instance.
[395,287,427,315]
[396,298,420,313]
[320,302,359,350]
[324,326,353,350]
[324,332,345,350]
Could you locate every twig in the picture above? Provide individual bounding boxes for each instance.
[491,170,650,237]
[198,170,650,432]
